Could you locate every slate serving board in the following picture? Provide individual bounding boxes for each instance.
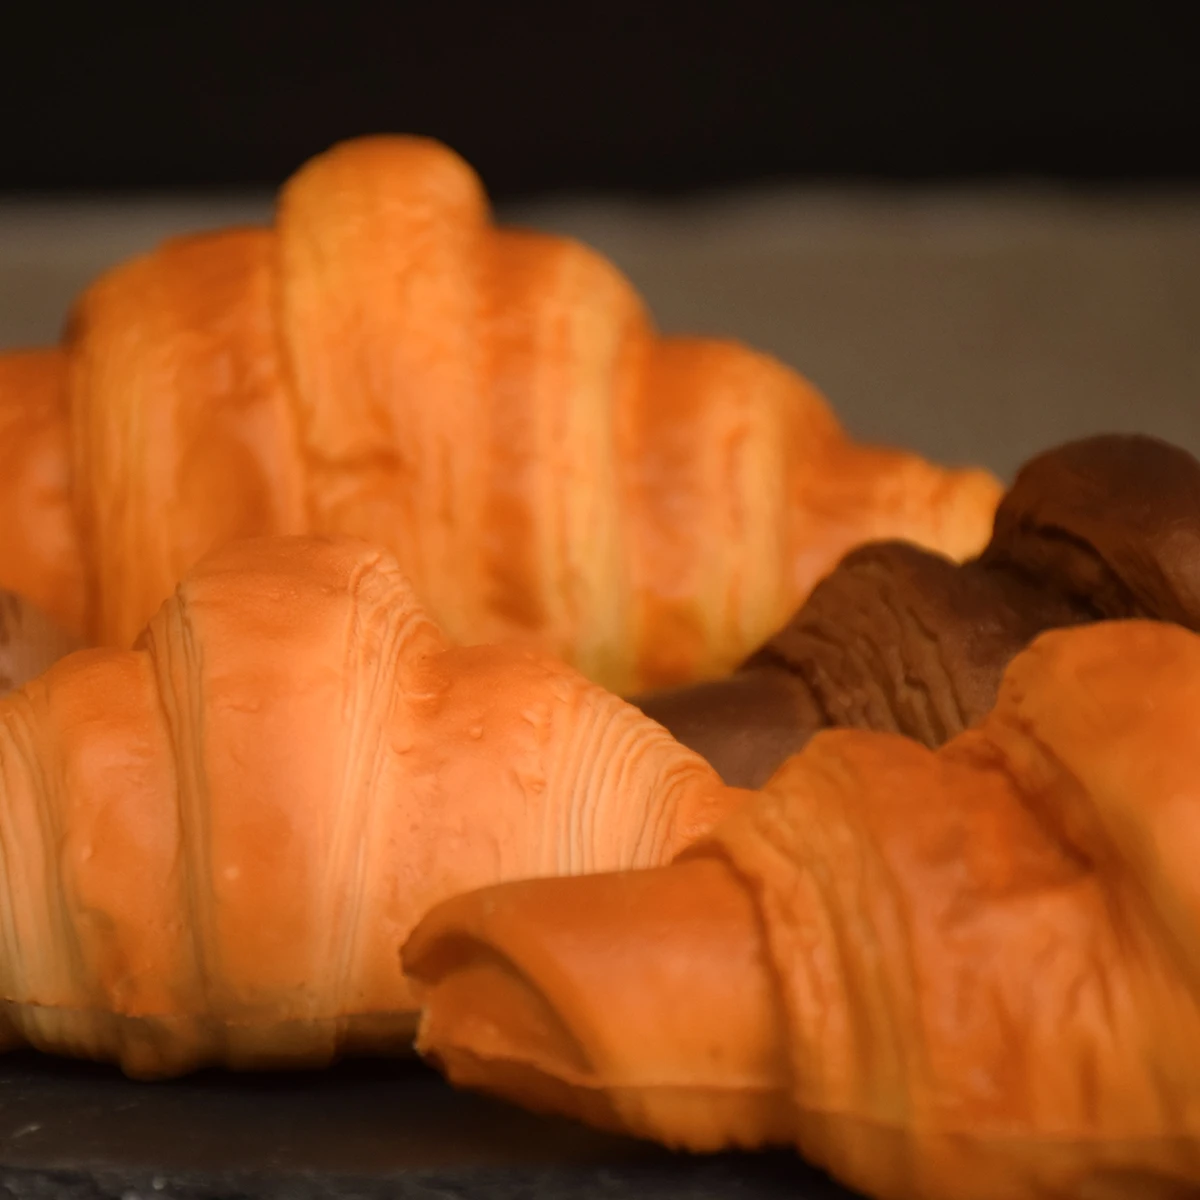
[0,1052,861,1199]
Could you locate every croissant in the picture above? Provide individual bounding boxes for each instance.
[406,617,1200,1199]
[0,534,743,1079]
[637,432,1200,786]
[0,135,1000,693]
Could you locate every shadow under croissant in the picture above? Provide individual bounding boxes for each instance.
[635,432,1200,788]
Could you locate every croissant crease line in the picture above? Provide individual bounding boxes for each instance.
[0,134,999,693]
[406,619,1200,1200]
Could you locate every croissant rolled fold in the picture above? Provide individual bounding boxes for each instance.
[0,535,744,1078]
[406,619,1200,1200]
[0,135,999,693]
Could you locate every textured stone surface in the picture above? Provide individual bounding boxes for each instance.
[0,1053,852,1198]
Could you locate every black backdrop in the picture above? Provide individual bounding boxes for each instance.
[4,2,1198,198]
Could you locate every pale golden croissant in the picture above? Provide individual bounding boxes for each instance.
[0,135,1000,693]
[405,619,1200,1200]
[0,534,742,1079]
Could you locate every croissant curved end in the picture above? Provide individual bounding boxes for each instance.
[402,855,794,1152]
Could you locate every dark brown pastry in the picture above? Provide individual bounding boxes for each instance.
[636,433,1200,786]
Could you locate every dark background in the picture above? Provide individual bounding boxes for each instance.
[4,3,1198,198]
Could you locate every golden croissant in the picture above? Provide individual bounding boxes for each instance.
[0,534,742,1079]
[0,135,999,693]
[406,619,1200,1200]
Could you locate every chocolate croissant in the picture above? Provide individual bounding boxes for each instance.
[0,135,998,693]
[0,535,742,1078]
[639,433,1200,786]
[406,618,1200,1200]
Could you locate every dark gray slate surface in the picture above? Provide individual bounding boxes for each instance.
[0,1053,860,1199]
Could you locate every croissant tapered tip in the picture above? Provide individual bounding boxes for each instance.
[402,855,793,1152]
[927,465,1005,560]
